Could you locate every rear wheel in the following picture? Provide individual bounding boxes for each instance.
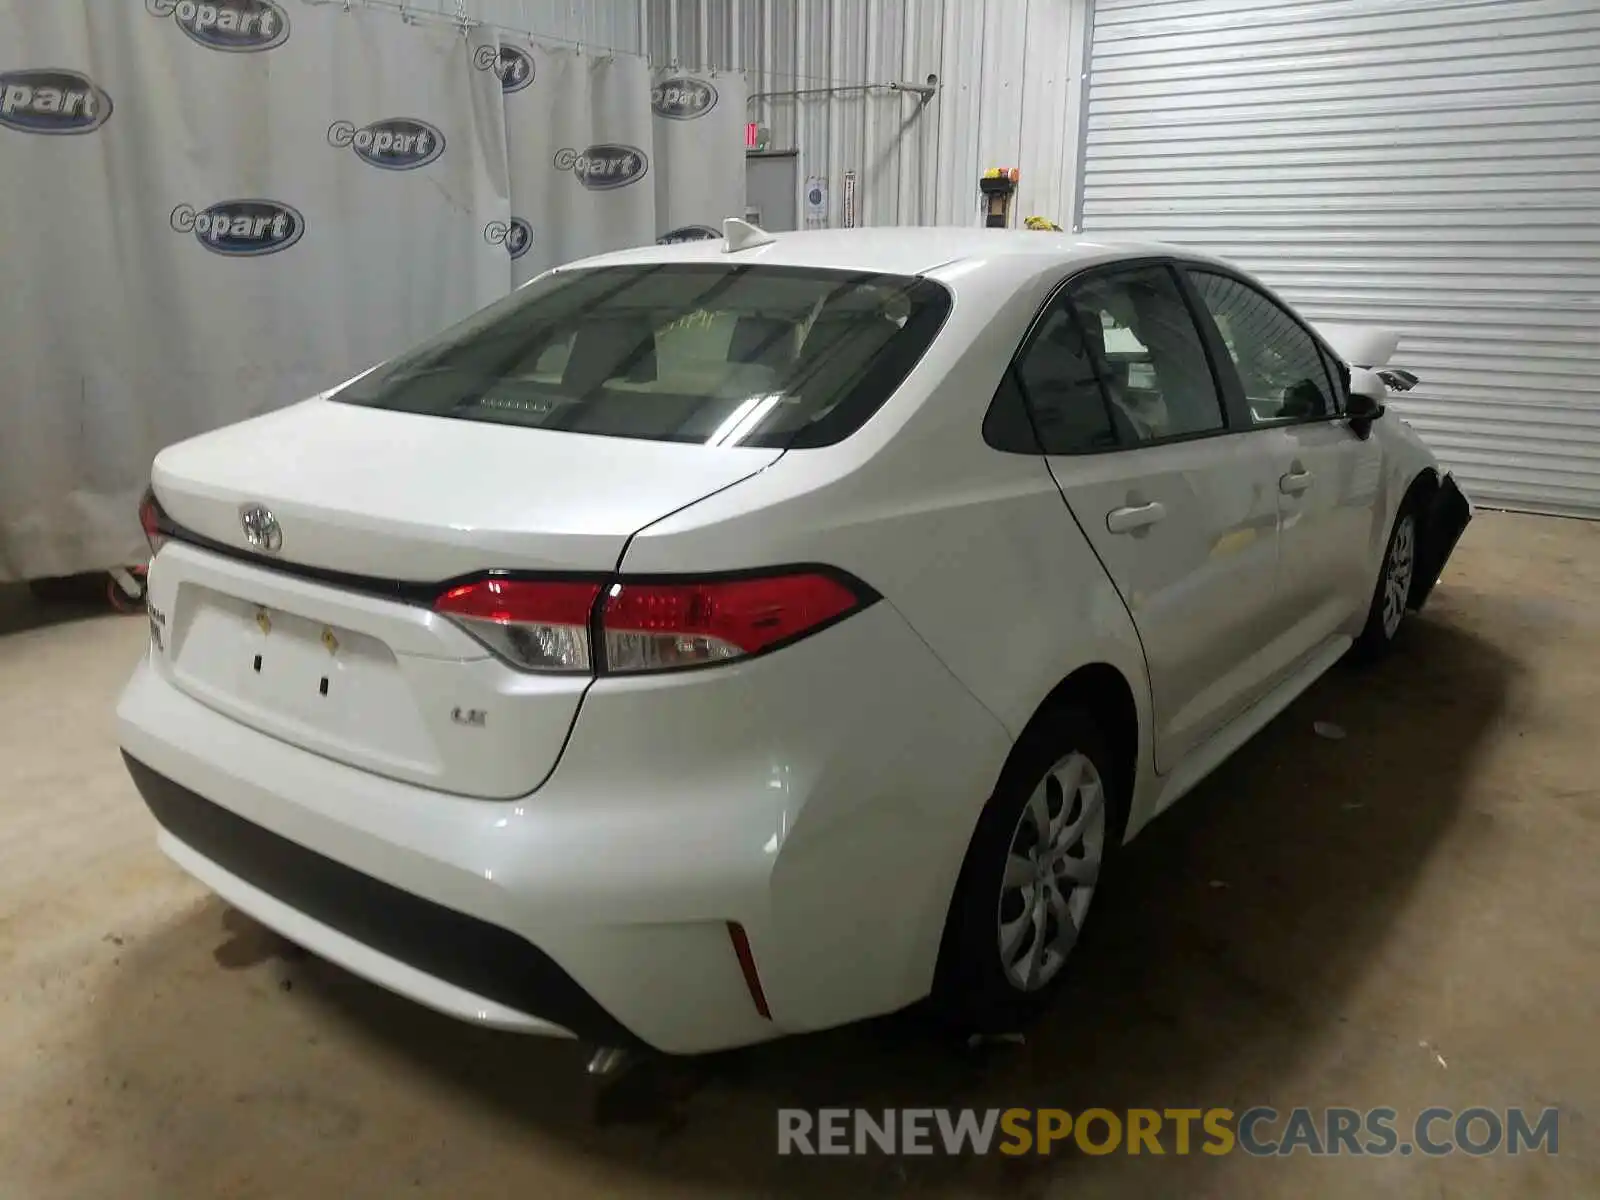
[1354,501,1418,658]
[934,707,1121,1033]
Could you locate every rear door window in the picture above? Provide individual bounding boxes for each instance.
[1011,305,1121,454]
[1002,264,1227,455]
[1064,267,1227,445]
[335,264,951,449]
[1187,270,1338,425]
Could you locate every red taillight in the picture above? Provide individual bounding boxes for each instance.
[434,578,603,673]
[433,570,871,675]
[138,487,168,557]
[601,571,865,672]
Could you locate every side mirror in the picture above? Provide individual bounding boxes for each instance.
[1345,368,1388,439]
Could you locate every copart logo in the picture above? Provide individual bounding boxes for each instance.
[553,144,649,191]
[145,0,290,52]
[652,76,717,119]
[657,225,720,244]
[327,118,444,170]
[484,218,533,260]
[0,69,112,135]
[171,200,305,257]
[474,44,534,93]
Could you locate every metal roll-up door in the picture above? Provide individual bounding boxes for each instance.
[1079,0,1600,518]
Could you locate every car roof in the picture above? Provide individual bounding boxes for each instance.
[556,225,1215,281]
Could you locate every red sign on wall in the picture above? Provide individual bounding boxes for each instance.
[745,122,759,149]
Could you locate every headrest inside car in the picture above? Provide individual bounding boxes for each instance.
[563,319,657,391]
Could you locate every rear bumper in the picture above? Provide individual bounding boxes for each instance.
[1412,471,1473,611]
[124,752,634,1045]
[116,599,1013,1054]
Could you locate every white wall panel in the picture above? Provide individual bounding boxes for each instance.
[729,0,951,227]
[634,0,1090,231]
[1021,0,1090,226]
[1082,0,1600,518]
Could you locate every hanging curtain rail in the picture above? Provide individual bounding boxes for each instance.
[305,0,884,87]
[297,0,634,57]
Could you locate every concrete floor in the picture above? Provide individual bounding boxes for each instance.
[0,510,1595,1198]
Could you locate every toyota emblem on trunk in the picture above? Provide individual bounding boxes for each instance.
[239,503,283,554]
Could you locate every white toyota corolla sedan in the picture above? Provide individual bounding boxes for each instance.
[118,221,1472,1060]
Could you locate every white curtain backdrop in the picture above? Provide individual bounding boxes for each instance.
[651,67,748,247]
[0,2,745,582]
[502,41,656,283]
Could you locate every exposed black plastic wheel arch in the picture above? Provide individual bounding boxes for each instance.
[930,701,1124,1035]
[929,663,1140,1023]
[1016,663,1139,845]
[1410,471,1472,613]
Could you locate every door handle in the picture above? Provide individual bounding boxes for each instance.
[1279,468,1314,496]
[1106,501,1167,534]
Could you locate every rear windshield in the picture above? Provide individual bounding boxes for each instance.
[334,263,952,449]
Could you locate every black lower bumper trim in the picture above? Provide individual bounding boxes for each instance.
[121,752,645,1049]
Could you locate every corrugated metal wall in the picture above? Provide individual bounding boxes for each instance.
[642,0,1092,229]
[1081,0,1600,518]
[723,0,952,227]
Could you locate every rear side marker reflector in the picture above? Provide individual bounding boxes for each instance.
[727,921,772,1020]
[433,570,873,676]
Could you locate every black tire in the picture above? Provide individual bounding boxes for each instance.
[27,574,99,604]
[27,578,66,602]
[932,706,1123,1035]
[1353,496,1421,660]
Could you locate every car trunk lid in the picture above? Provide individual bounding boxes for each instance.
[145,399,779,798]
[152,398,780,578]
